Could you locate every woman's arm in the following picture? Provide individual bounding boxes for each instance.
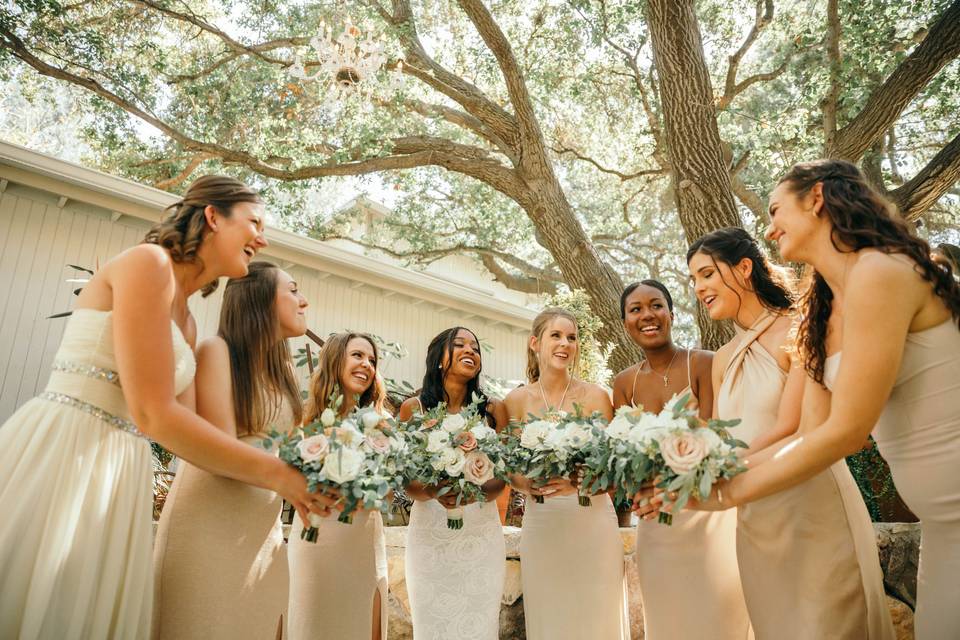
[110,246,332,522]
[721,259,920,507]
[693,350,715,421]
[194,337,239,440]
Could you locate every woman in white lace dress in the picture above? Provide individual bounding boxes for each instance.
[398,327,509,640]
[506,308,629,640]
[0,176,329,639]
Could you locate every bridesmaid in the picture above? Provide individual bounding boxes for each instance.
[506,307,629,640]
[398,327,509,639]
[0,175,328,639]
[287,332,389,640]
[611,279,750,640]
[708,160,959,638]
[152,262,307,639]
[667,225,894,639]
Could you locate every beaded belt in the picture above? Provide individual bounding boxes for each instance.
[40,360,143,438]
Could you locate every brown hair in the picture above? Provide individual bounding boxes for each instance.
[219,262,303,436]
[526,307,580,383]
[303,332,387,423]
[779,159,960,384]
[143,175,262,297]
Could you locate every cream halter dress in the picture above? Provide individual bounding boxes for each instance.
[0,309,195,639]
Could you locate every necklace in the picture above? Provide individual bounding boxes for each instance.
[538,376,572,414]
[643,348,681,388]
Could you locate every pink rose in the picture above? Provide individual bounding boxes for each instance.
[454,431,478,452]
[297,433,329,463]
[659,431,709,475]
[420,418,439,431]
[463,450,494,485]
[365,429,392,454]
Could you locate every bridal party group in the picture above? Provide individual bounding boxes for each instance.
[0,158,957,640]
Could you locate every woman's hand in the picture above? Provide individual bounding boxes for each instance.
[534,476,578,499]
[272,462,341,526]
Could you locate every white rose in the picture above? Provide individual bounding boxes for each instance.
[441,413,467,433]
[441,447,467,476]
[360,410,384,431]
[520,420,551,450]
[470,424,497,441]
[659,431,710,475]
[321,446,365,483]
[565,423,593,450]
[320,408,336,427]
[606,415,632,441]
[336,420,363,446]
[297,433,330,463]
[463,450,495,485]
[426,429,450,453]
[695,427,723,451]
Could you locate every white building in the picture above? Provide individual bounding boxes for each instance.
[0,141,538,424]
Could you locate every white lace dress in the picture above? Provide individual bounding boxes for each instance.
[405,499,505,639]
[404,398,506,639]
[0,309,196,639]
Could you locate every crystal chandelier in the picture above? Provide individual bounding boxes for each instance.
[290,18,398,106]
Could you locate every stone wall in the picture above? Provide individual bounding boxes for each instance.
[380,523,919,640]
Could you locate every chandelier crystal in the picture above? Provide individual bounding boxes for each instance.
[290,18,399,106]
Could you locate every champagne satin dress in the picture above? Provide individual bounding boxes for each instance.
[152,400,293,640]
[633,349,751,640]
[826,318,960,639]
[720,313,893,639]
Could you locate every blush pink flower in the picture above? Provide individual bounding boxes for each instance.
[420,418,439,431]
[365,429,392,454]
[659,431,709,475]
[463,450,494,485]
[454,431,478,452]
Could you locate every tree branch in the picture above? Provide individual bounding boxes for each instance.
[479,253,559,295]
[716,0,776,109]
[828,0,960,160]
[153,152,214,189]
[890,130,960,221]
[455,0,545,155]
[822,0,841,150]
[550,144,666,181]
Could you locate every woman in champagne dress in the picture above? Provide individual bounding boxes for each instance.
[611,280,750,640]
[153,262,308,639]
[506,308,629,640]
[0,176,328,639]
[677,225,894,639]
[287,332,389,640]
[398,327,509,639]
[717,160,959,639]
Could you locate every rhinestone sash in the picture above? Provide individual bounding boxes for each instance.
[41,360,142,438]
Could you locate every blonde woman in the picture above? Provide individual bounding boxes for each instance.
[153,262,307,639]
[287,332,389,640]
[506,308,629,640]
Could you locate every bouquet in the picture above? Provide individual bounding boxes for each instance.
[268,392,406,542]
[400,395,504,529]
[581,393,746,525]
[501,407,602,507]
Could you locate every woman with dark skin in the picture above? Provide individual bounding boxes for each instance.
[612,280,748,640]
[398,327,508,640]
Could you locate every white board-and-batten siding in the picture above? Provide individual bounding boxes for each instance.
[0,151,535,426]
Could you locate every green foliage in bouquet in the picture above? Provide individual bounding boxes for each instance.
[268,389,406,541]
[500,406,605,507]
[398,394,504,529]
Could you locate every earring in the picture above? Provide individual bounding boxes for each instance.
[438,364,443,370]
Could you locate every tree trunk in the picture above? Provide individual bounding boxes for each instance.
[646,0,741,350]
[514,170,643,376]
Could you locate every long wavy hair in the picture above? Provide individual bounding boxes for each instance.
[779,159,960,384]
[686,227,795,317]
[526,307,580,383]
[143,175,261,297]
[303,332,387,423]
[219,262,303,436]
[419,327,489,423]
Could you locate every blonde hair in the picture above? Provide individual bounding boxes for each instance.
[303,332,387,424]
[143,175,262,297]
[526,307,580,383]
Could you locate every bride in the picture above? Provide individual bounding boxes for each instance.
[0,175,330,639]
